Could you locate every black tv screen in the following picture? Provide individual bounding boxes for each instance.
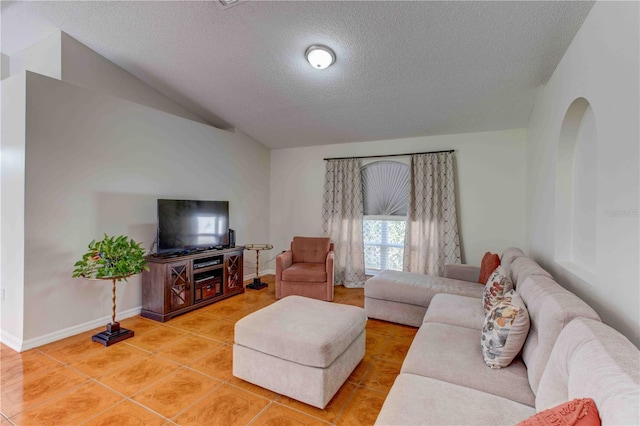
[157,199,230,253]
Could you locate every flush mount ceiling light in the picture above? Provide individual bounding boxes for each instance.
[305,45,336,69]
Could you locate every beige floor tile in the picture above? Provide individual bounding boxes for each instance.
[200,301,252,322]
[1,365,89,417]
[0,344,23,363]
[38,330,108,364]
[1,350,64,388]
[337,294,364,308]
[358,358,402,393]
[156,335,224,364]
[346,356,375,386]
[97,354,181,396]
[125,325,189,352]
[71,344,149,378]
[364,319,397,337]
[334,386,387,426]
[376,337,413,364]
[11,381,123,426]
[251,403,329,425]
[172,383,269,425]
[83,400,167,426]
[132,368,221,419]
[391,323,419,340]
[188,345,233,381]
[195,320,235,344]
[227,376,280,401]
[276,382,357,424]
[118,316,162,333]
[164,313,218,333]
[365,332,389,358]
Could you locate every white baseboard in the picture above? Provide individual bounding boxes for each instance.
[17,306,142,352]
[5,271,279,353]
[0,329,23,352]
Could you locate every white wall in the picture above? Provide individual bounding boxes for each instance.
[0,73,27,348]
[526,1,639,345]
[7,32,208,126]
[269,129,527,272]
[1,53,10,80]
[59,33,209,126]
[17,72,270,349]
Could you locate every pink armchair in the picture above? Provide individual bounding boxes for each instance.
[275,236,335,301]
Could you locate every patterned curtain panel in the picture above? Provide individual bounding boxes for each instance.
[322,158,366,288]
[403,152,461,276]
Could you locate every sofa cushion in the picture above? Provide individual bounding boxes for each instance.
[510,256,553,288]
[517,276,601,394]
[422,293,484,330]
[517,398,600,426]
[365,270,484,308]
[536,318,639,425]
[482,290,530,369]
[281,263,327,282]
[479,252,501,283]
[401,322,535,406]
[375,374,536,426]
[500,247,525,273]
[483,266,514,313]
[291,236,330,264]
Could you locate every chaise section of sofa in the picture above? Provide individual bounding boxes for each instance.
[364,270,484,327]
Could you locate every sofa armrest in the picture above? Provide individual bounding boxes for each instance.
[444,264,481,283]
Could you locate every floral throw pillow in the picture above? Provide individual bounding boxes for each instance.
[481,290,530,369]
[483,266,514,313]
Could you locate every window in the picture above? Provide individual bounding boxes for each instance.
[363,217,407,273]
[361,161,409,274]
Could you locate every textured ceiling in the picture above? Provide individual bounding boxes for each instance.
[2,1,594,149]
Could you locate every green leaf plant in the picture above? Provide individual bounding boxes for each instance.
[73,234,149,281]
[73,234,150,325]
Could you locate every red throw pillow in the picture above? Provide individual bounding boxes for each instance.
[516,398,600,426]
[479,252,500,284]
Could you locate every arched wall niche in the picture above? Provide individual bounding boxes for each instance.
[555,97,598,282]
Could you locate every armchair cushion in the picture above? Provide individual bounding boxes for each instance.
[281,263,328,283]
[292,237,331,264]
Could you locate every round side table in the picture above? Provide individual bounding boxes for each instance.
[244,244,273,290]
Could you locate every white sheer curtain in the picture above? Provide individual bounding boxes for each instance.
[322,158,366,288]
[403,152,461,276]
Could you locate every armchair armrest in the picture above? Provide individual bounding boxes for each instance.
[444,264,481,283]
[326,250,335,286]
[276,251,293,279]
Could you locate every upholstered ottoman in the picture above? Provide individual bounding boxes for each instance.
[233,295,366,408]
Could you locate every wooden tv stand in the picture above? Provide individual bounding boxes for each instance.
[141,247,244,322]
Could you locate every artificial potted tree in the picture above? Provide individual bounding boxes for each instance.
[73,234,149,346]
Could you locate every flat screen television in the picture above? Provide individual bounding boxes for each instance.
[157,199,230,254]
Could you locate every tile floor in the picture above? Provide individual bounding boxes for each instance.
[0,276,417,425]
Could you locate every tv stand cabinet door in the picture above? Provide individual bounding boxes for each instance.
[166,260,192,312]
[224,251,244,294]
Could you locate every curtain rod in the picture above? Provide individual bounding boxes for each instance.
[323,149,454,161]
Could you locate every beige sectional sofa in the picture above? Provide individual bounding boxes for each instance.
[366,248,640,425]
